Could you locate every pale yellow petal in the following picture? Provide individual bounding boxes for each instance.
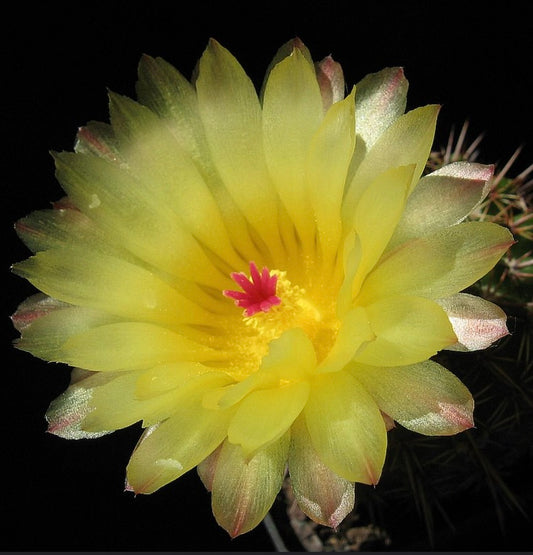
[12,247,215,326]
[354,67,408,152]
[197,444,222,492]
[14,301,117,362]
[46,370,116,439]
[289,416,355,527]
[108,92,242,271]
[196,39,282,258]
[259,37,314,100]
[58,322,224,371]
[81,369,202,432]
[126,373,234,494]
[357,222,514,304]
[262,47,323,252]
[316,307,373,374]
[304,371,387,484]
[135,54,208,164]
[306,89,356,261]
[353,295,457,366]
[53,151,223,286]
[350,164,414,298]
[389,161,494,250]
[350,360,474,435]
[211,434,289,537]
[136,55,269,266]
[227,381,310,455]
[343,104,439,226]
[15,206,128,259]
[259,327,317,380]
[135,361,218,399]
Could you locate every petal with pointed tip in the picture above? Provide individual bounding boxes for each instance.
[56,322,224,371]
[307,89,355,259]
[197,444,223,492]
[196,39,281,251]
[354,67,408,151]
[436,293,509,351]
[289,416,355,527]
[14,301,117,362]
[228,380,309,455]
[126,373,234,494]
[357,222,514,303]
[350,360,474,435]
[343,104,439,225]
[389,161,494,249]
[315,55,345,111]
[211,435,289,537]
[304,370,387,484]
[262,47,323,249]
[353,295,457,366]
[46,370,115,439]
[350,164,414,297]
[12,247,214,326]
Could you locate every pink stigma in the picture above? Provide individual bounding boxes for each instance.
[223,262,281,317]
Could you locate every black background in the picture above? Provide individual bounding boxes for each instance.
[3,2,533,552]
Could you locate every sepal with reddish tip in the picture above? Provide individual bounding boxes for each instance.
[288,417,355,528]
[315,55,345,111]
[437,293,509,351]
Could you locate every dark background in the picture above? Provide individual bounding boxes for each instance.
[3,2,533,552]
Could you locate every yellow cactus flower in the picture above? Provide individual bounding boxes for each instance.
[12,38,513,537]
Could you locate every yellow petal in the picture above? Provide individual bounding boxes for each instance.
[357,221,514,304]
[196,39,282,258]
[228,381,310,455]
[136,54,208,163]
[211,434,289,537]
[197,444,222,492]
[135,361,217,399]
[389,161,494,250]
[109,93,242,270]
[306,89,356,262]
[137,54,270,266]
[304,371,387,484]
[316,307,373,374]
[53,151,223,286]
[58,322,224,371]
[343,104,439,226]
[289,416,355,527]
[350,164,414,298]
[81,369,198,432]
[353,295,457,366]
[13,247,215,326]
[15,206,127,259]
[259,37,314,100]
[259,327,317,380]
[350,360,474,435]
[14,301,117,362]
[126,373,234,494]
[262,47,323,252]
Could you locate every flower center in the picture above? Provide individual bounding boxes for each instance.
[223,262,281,317]
[222,262,340,380]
